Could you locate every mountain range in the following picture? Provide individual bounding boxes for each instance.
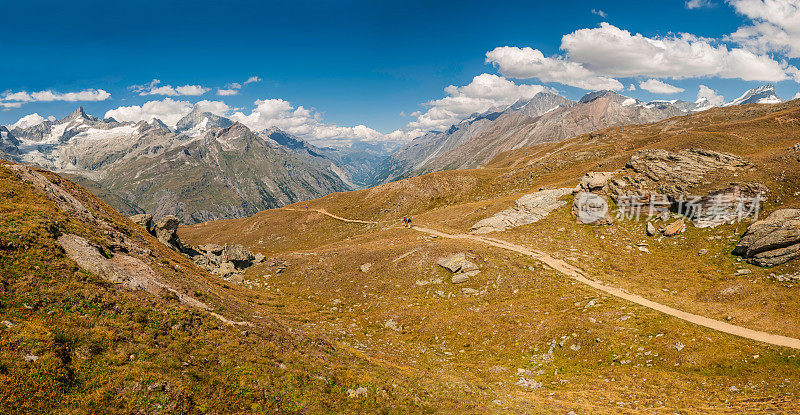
[371,85,784,184]
[0,84,786,222]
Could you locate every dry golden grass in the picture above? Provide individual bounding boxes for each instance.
[178,101,800,412]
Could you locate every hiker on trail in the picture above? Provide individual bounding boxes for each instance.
[407,217,412,228]
[306,205,309,211]
[402,217,407,227]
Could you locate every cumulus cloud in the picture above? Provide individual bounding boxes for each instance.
[404,73,550,133]
[104,98,230,127]
[0,102,23,109]
[244,76,261,84]
[591,9,608,17]
[132,79,210,97]
[230,98,392,146]
[696,84,726,106]
[639,79,686,94]
[10,113,54,129]
[486,46,624,90]
[217,89,239,96]
[726,0,800,58]
[561,22,789,81]
[686,0,714,9]
[2,89,111,103]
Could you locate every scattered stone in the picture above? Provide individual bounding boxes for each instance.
[437,253,474,273]
[347,386,368,398]
[488,365,508,373]
[253,253,266,263]
[675,341,685,351]
[733,209,800,267]
[646,222,657,236]
[360,263,373,273]
[772,273,800,283]
[462,288,480,296]
[515,378,543,390]
[451,274,470,284]
[637,246,650,254]
[23,354,38,363]
[384,319,401,331]
[698,249,708,256]
[735,269,752,276]
[662,220,686,237]
[1,320,14,328]
[471,188,573,234]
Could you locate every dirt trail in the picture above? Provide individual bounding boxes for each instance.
[299,207,800,350]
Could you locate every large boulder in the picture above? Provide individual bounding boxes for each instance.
[577,172,615,193]
[152,215,184,251]
[129,214,153,233]
[733,209,800,267]
[572,192,614,225]
[223,244,255,268]
[471,188,572,234]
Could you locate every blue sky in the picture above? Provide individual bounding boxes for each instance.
[3,0,800,145]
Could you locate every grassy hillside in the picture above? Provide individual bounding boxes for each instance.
[182,101,800,412]
[0,161,482,414]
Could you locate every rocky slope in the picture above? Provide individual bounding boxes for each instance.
[374,90,689,184]
[100,122,351,223]
[375,85,785,185]
[0,160,477,413]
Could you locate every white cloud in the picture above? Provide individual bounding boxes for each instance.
[794,91,800,99]
[639,79,686,94]
[591,9,608,17]
[1,102,23,109]
[104,98,230,127]
[227,82,242,90]
[230,98,393,146]
[2,89,111,103]
[561,22,790,81]
[10,113,52,129]
[405,73,550,132]
[244,76,261,84]
[628,84,637,91]
[217,89,239,96]
[686,0,714,9]
[485,47,623,90]
[697,84,726,106]
[132,79,209,96]
[726,0,800,58]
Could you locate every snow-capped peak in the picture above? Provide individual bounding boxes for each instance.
[725,84,782,106]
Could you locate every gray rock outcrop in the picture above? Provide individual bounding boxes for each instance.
[733,209,800,267]
[471,188,572,234]
[129,213,261,280]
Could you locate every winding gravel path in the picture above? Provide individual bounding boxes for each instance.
[288,207,800,350]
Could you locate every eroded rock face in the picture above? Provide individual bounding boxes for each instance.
[153,216,182,249]
[733,209,800,267]
[606,149,764,228]
[471,188,572,234]
[129,214,153,233]
[129,213,260,280]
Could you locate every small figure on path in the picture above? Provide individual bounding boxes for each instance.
[407,217,412,228]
